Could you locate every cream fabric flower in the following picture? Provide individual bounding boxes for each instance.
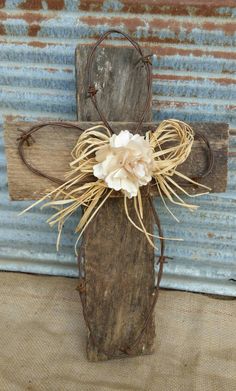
[93,130,153,198]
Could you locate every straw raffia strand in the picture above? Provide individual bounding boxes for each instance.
[20,120,210,253]
[148,119,210,219]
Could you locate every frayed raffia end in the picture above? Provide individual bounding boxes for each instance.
[149,119,210,214]
[19,120,210,254]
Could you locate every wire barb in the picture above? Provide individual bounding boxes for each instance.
[16,29,214,360]
[136,53,153,66]
[76,278,86,293]
[17,128,35,146]
[87,85,98,98]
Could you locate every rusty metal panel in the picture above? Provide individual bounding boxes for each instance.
[0,1,235,296]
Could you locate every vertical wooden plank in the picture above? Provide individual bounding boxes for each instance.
[76,45,155,360]
[76,46,152,123]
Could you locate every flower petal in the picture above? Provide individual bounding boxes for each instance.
[93,130,153,198]
[110,130,132,148]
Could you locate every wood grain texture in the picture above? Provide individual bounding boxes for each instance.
[3,44,229,362]
[4,121,228,201]
[77,45,155,361]
[84,197,155,360]
[76,46,152,123]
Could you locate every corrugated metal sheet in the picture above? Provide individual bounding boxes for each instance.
[0,0,235,296]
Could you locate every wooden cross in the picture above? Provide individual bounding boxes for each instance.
[4,43,229,361]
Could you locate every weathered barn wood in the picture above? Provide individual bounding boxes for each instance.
[0,0,235,299]
[3,44,229,361]
[76,45,155,361]
[4,121,228,201]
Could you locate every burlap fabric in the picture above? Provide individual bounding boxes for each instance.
[0,272,235,391]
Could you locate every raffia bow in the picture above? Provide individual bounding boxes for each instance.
[22,119,210,253]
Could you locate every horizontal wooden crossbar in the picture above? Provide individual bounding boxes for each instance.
[4,121,228,201]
